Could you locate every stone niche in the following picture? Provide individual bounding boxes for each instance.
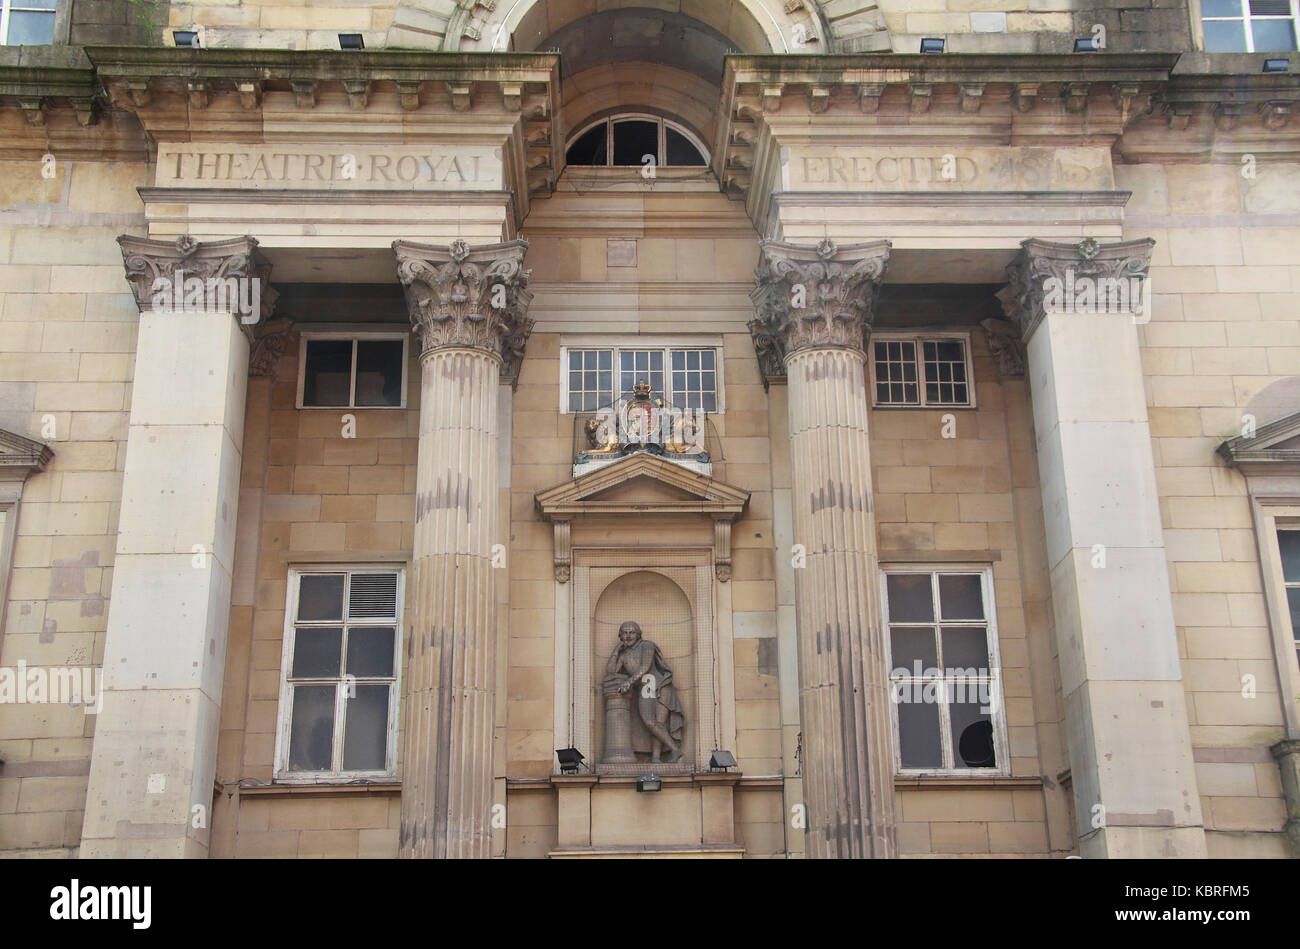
[535,453,752,855]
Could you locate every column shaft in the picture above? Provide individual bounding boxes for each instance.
[403,348,500,859]
[82,235,270,858]
[750,237,895,858]
[1003,238,1206,858]
[393,238,532,859]
[787,348,895,858]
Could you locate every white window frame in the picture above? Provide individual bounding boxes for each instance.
[869,331,977,409]
[564,113,712,167]
[1199,0,1299,51]
[558,335,726,414]
[0,0,56,46]
[0,494,17,639]
[296,330,409,410]
[879,564,1010,777]
[273,565,405,784]
[1255,501,1300,734]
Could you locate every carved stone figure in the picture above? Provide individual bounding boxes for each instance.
[602,620,685,764]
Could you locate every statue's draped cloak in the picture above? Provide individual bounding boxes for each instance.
[631,640,686,753]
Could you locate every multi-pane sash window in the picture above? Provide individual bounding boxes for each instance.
[881,567,1006,774]
[563,342,722,412]
[871,335,973,407]
[1280,529,1300,669]
[1,0,56,46]
[298,333,407,408]
[276,568,403,780]
[1202,0,1298,51]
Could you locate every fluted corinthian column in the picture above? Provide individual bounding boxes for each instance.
[393,239,532,859]
[999,238,1205,858]
[83,236,275,857]
[751,238,894,858]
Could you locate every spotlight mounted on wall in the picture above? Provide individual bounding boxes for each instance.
[173,30,199,48]
[919,37,944,54]
[555,748,585,775]
[1073,37,1099,52]
[339,33,365,50]
[636,773,662,793]
[709,750,737,772]
[1263,58,1290,73]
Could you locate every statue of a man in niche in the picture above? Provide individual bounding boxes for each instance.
[602,620,686,764]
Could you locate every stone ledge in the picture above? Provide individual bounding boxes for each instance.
[233,781,401,796]
[895,775,1043,790]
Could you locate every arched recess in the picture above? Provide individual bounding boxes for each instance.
[386,1,890,58]
[450,0,787,54]
[591,570,697,768]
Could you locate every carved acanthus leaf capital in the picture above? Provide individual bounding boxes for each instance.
[392,238,535,385]
[749,238,890,382]
[996,237,1156,341]
[117,234,278,336]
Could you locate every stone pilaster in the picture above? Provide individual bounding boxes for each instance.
[1000,237,1207,858]
[393,238,532,859]
[751,238,895,858]
[82,235,274,857]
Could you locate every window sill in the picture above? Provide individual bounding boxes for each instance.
[894,774,1042,790]
[236,780,400,797]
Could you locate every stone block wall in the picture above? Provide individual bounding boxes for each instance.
[0,156,148,857]
[1122,160,1300,858]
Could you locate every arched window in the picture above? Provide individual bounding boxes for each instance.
[566,114,709,168]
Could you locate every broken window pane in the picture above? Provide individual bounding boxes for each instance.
[896,697,942,769]
[950,694,997,768]
[939,574,984,620]
[292,627,342,678]
[886,573,933,622]
[297,573,344,621]
[343,684,390,771]
[347,626,395,678]
[288,686,335,771]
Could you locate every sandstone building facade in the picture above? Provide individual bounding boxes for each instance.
[0,0,1297,859]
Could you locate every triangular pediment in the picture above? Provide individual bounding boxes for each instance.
[1218,411,1300,474]
[0,428,52,479]
[535,453,749,520]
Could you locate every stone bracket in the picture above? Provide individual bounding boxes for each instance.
[713,520,733,582]
[553,520,571,583]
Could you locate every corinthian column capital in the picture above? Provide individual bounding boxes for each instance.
[748,238,890,385]
[117,234,277,334]
[997,236,1156,341]
[393,238,535,385]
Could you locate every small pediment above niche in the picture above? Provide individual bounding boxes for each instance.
[1218,410,1300,477]
[534,453,749,583]
[0,428,53,483]
[586,475,702,504]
